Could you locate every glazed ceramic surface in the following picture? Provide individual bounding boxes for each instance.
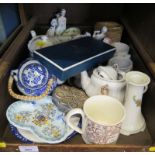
[108,56,133,73]
[9,124,32,143]
[6,96,78,144]
[28,35,52,54]
[66,95,126,144]
[81,66,126,102]
[12,59,57,96]
[112,42,129,54]
[62,27,81,37]
[121,71,150,136]
[28,28,82,56]
[9,115,80,143]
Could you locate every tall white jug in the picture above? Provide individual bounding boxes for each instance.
[120,71,150,136]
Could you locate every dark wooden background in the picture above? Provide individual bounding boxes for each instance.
[23,4,124,25]
[23,4,155,62]
[0,4,155,150]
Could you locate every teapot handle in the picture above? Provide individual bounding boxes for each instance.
[8,75,54,101]
[101,84,109,95]
[11,69,18,82]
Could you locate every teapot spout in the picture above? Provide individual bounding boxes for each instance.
[81,71,90,90]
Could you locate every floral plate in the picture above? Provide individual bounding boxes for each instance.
[6,96,79,144]
[9,115,80,143]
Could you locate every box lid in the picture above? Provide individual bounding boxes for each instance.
[33,37,115,81]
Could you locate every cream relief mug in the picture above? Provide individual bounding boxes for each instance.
[66,95,126,144]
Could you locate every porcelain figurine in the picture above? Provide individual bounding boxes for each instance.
[6,96,80,144]
[120,71,150,135]
[9,59,57,97]
[55,9,67,35]
[46,18,58,37]
[93,26,108,40]
[81,66,126,103]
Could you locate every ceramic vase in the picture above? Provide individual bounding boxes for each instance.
[120,71,150,135]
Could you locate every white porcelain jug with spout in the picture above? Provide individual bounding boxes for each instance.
[81,66,126,103]
[120,71,150,136]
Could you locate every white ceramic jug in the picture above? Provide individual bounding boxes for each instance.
[120,71,150,136]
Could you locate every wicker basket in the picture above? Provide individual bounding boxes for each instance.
[95,21,123,43]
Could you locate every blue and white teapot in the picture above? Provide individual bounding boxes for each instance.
[8,58,57,100]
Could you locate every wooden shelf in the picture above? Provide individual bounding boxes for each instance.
[1,124,152,152]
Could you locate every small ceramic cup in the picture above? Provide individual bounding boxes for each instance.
[108,56,133,73]
[66,95,126,144]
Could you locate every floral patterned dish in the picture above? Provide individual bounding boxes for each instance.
[6,96,78,144]
[9,115,80,143]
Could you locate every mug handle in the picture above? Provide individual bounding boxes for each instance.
[66,108,85,134]
[143,85,148,93]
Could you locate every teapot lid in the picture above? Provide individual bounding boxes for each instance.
[96,66,118,80]
[13,58,57,96]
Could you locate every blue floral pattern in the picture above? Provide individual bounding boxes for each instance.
[15,59,57,96]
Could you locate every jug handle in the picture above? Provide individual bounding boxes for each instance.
[8,75,54,101]
[143,85,148,93]
[101,84,109,95]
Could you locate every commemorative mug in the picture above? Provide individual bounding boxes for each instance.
[66,95,126,144]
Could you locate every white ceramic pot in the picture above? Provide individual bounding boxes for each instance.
[120,71,150,136]
[108,56,133,73]
[81,66,126,103]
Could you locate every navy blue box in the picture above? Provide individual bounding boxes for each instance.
[33,37,115,81]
